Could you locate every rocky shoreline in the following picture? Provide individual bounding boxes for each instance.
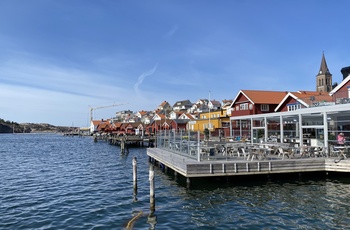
[0,120,74,134]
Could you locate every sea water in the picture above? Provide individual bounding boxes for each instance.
[1,133,350,229]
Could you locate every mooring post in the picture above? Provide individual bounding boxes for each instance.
[186,177,191,188]
[149,164,155,213]
[133,157,137,201]
[121,139,125,153]
[147,211,157,229]
[197,131,201,162]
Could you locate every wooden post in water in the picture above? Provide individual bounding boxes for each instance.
[149,165,155,212]
[121,138,125,153]
[197,131,201,162]
[186,177,191,188]
[132,157,137,201]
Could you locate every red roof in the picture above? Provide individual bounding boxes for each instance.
[234,90,288,104]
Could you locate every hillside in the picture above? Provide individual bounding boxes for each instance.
[0,119,75,133]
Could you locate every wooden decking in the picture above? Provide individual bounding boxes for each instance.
[147,148,350,178]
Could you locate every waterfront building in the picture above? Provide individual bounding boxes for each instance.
[275,91,333,112]
[189,109,230,135]
[330,66,350,103]
[230,90,288,116]
[229,102,350,148]
[90,120,101,134]
[229,61,350,148]
[169,119,189,132]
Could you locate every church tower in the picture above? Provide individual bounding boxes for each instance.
[316,52,332,92]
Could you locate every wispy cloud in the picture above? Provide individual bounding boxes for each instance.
[134,63,158,94]
[0,57,132,100]
[163,25,178,39]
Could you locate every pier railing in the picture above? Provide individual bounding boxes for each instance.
[156,130,347,162]
[156,130,202,161]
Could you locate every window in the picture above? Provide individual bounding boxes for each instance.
[287,103,301,111]
[261,104,269,111]
[239,103,248,110]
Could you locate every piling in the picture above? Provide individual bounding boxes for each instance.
[186,177,191,188]
[149,165,155,213]
[121,139,125,153]
[133,157,137,201]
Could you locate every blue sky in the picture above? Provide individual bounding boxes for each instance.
[1,0,349,127]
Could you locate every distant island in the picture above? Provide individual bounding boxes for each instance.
[0,118,76,134]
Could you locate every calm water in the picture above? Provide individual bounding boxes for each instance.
[1,134,350,229]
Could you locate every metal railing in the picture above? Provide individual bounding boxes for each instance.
[155,130,347,161]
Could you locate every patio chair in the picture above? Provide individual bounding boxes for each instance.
[278,147,290,160]
[329,145,340,157]
[240,147,250,160]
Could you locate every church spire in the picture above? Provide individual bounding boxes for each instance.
[318,52,330,75]
[316,52,332,92]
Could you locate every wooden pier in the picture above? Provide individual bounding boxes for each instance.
[92,135,156,149]
[147,148,350,179]
[108,135,155,147]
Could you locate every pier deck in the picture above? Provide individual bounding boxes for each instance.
[147,148,350,178]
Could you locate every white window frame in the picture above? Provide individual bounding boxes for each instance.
[239,103,248,110]
[261,104,269,111]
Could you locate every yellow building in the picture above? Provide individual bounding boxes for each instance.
[188,110,230,133]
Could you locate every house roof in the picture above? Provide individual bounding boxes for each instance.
[155,113,166,119]
[210,100,221,106]
[171,119,190,125]
[173,99,192,107]
[160,101,168,107]
[92,120,101,126]
[179,113,196,120]
[232,90,288,106]
[194,99,208,105]
[113,122,123,128]
[97,122,109,129]
[138,110,148,116]
[329,74,350,96]
[275,91,333,111]
[222,99,233,109]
